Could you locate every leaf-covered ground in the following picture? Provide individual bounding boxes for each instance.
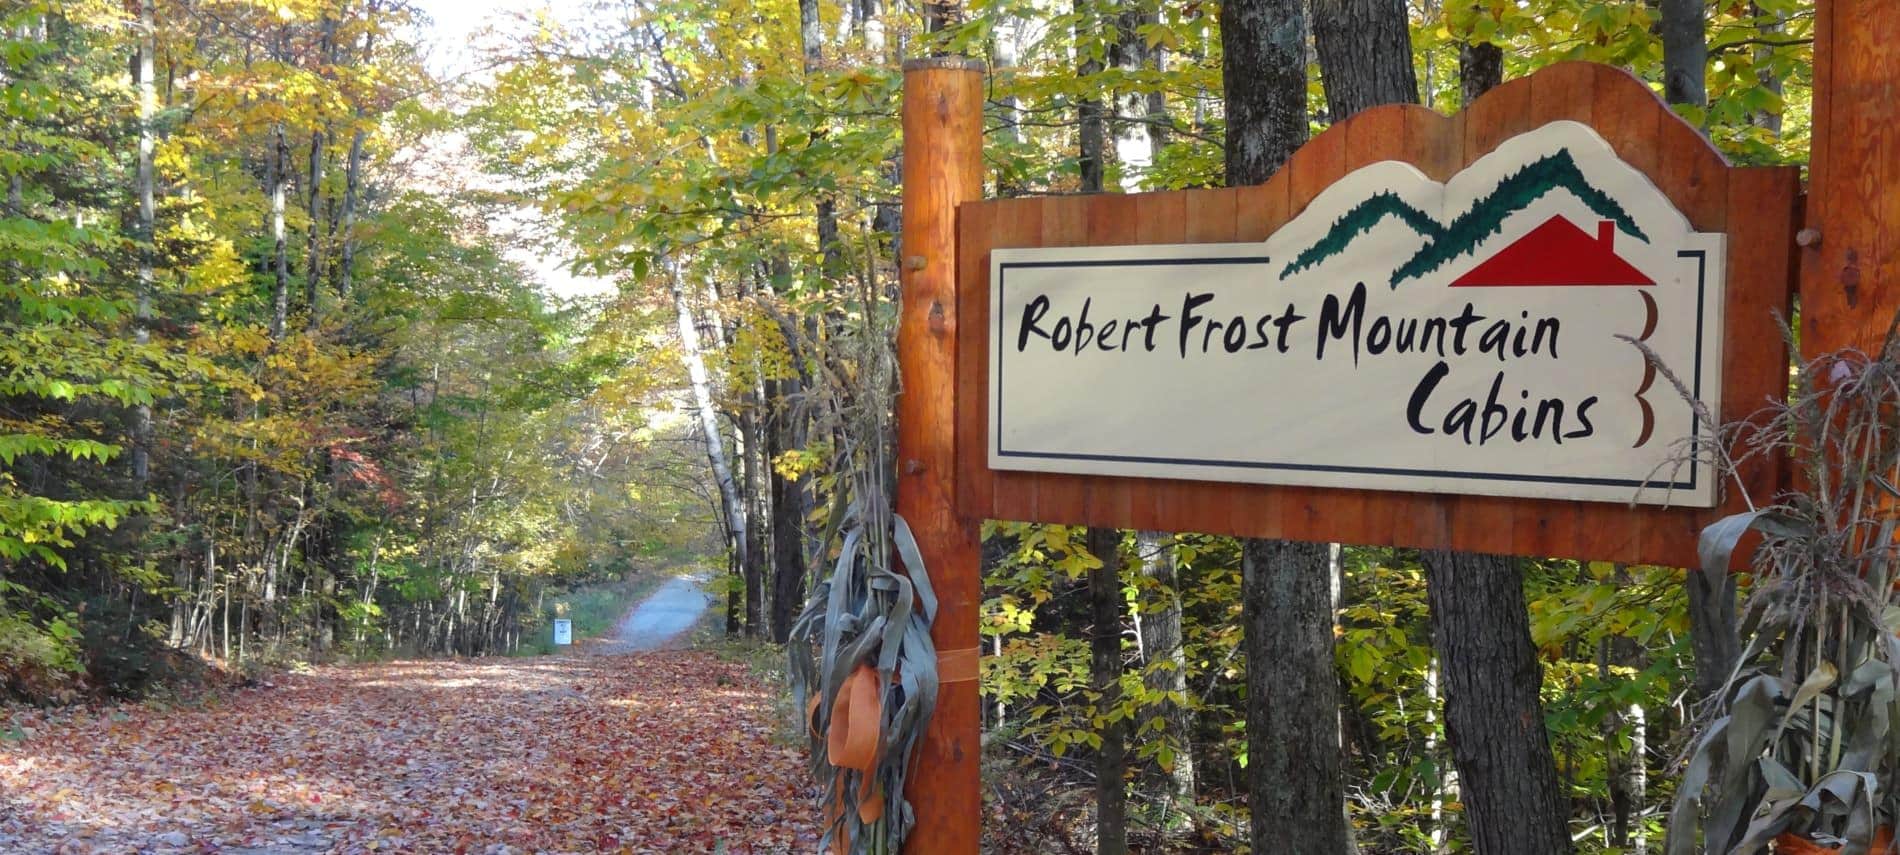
[0,651,817,854]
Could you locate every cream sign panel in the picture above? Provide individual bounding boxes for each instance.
[989,122,1726,507]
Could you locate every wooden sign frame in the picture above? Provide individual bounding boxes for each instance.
[893,59,1805,855]
[952,62,1798,570]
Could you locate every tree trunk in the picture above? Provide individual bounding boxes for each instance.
[302,17,334,329]
[1423,550,1572,855]
[1599,611,1648,854]
[1240,537,1350,852]
[993,12,1025,197]
[1658,2,1738,711]
[132,0,156,485]
[740,409,767,637]
[766,377,810,642]
[1072,26,1128,847]
[1220,0,1308,185]
[1076,0,1107,192]
[669,263,748,617]
[302,125,325,325]
[1109,2,1151,186]
[772,0,825,642]
[1458,41,1501,106]
[1087,527,1128,855]
[1311,0,1419,120]
[1135,531,1195,807]
[1141,22,1168,175]
[1437,48,1573,855]
[1660,0,1707,108]
[335,2,376,303]
[1748,3,1784,134]
[1426,657,1454,854]
[1221,5,1345,849]
[268,120,291,340]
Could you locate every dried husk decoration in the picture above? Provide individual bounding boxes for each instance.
[1656,315,1900,855]
[787,501,939,855]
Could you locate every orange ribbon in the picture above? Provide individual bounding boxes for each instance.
[825,664,887,834]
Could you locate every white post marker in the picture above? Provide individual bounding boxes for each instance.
[553,619,573,646]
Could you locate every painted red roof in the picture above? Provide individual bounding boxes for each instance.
[1450,216,1656,287]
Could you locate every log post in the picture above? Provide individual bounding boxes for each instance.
[898,57,985,855]
[1800,1,1899,356]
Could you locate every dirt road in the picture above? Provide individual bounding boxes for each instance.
[0,603,813,854]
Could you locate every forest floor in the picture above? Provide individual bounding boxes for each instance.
[0,587,818,854]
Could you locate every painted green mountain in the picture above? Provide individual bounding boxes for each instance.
[1278,192,1444,279]
[1276,149,1651,285]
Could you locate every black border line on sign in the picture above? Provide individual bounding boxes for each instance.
[991,250,1711,496]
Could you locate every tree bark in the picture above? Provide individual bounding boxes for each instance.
[1135,531,1195,807]
[1312,0,1418,120]
[335,1,376,303]
[1087,527,1128,855]
[1220,5,1346,849]
[1748,3,1784,134]
[669,264,748,620]
[1076,0,1107,192]
[1658,1,1738,712]
[1108,2,1152,186]
[132,0,156,486]
[768,0,825,642]
[1220,0,1308,185]
[766,376,810,642]
[1599,599,1648,855]
[302,124,325,326]
[1141,22,1168,173]
[993,12,1025,197]
[302,16,334,329]
[1459,41,1501,106]
[1660,0,1708,108]
[1240,537,1350,853]
[268,28,291,342]
[741,410,771,638]
[1423,550,1572,855]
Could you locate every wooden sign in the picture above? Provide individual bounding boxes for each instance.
[991,121,1725,507]
[952,62,1800,568]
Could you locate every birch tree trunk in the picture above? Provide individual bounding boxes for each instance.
[269,120,291,340]
[669,263,748,603]
[1135,531,1195,808]
[133,0,155,485]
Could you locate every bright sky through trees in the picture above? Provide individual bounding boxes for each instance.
[411,0,613,301]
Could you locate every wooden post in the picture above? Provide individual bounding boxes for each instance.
[898,57,985,855]
[1800,1,1899,356]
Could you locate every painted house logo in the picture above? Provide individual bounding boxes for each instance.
[1449,217,1654,288]
[989,121,1727,507]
